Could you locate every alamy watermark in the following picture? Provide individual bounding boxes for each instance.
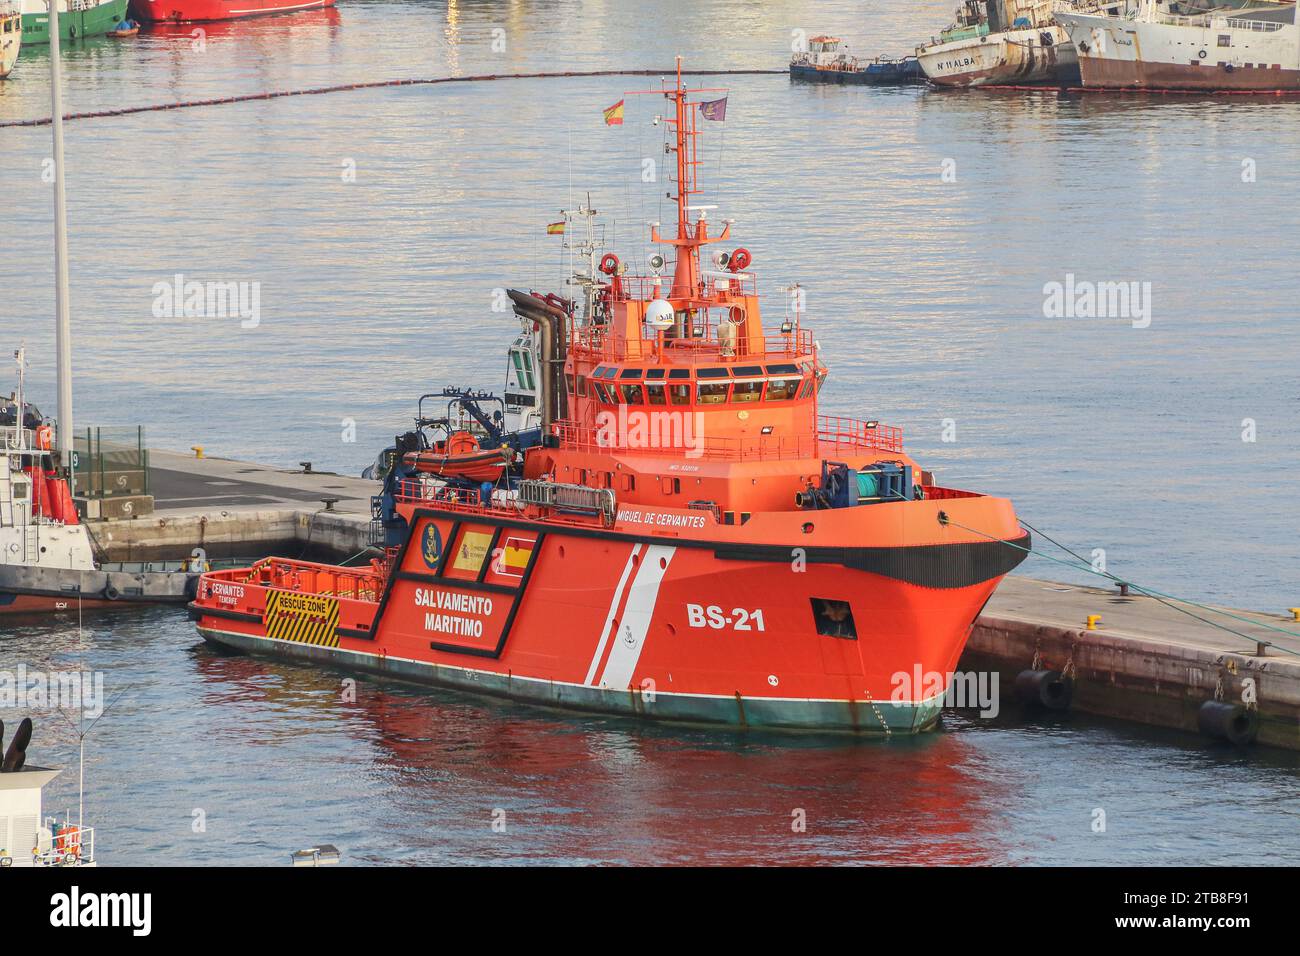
[152,274,261,329]
[890,666,1000,718]
[1042,273,1151,328]
[0,665,104,719]
[594,407,706,459]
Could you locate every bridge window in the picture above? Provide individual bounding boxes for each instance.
[619,384,645,404]
[765,378,799,401]
[669,384,692,406]
[620,368,643,379]
[576,375,588,397]
[732,381,763,403]
[668,368,691,380]
[592,382,615,404]
[646,383,667,405]
[698,382,729,404]
[646,368,665,379]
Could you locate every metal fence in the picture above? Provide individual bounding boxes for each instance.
[72,426,149,499]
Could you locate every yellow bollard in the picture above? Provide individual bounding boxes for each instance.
[1086,615,1102,631]
[191,445,204,459]
[1289,608,1300,622]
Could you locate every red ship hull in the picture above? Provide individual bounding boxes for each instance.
[191,494,1028,733]
[129,0,335,23]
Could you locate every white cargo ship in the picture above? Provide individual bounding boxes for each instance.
[1057,0,1300,91]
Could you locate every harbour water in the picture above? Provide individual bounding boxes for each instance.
[2,1,1298,864]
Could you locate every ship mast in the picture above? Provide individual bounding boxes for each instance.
[644,58,731,305]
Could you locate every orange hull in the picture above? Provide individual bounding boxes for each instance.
[192,492,1026,732]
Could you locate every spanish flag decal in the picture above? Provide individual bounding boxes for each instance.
[500,536,534,577]
[602,99,625,126]
[546,221,565,235]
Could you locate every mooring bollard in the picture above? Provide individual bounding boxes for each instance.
[1086,614,1102,630]
[1288,608,1300,623]
[190,445,204,459]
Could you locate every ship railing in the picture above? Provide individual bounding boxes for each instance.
[1219,16,1285,33]
[36,819,94,867]
[610,273,759,303]
[205,557,386,603]
[571,326,816,363]
[549,414,902,461]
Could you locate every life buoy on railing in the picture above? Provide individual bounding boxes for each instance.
[728,247,752,272]
[599,253,621,275]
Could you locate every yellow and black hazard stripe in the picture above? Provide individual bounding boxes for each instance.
[264,590,340,648]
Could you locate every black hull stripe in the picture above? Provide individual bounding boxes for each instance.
[405,507,1030,589]
[716,532,1031,589]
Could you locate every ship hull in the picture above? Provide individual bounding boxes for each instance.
[19,0,128,43]
[192,504,1028,734]
[128,0,335,24]
[1,10,20,77]
[1058,10,1300,91]
[789,60,924,86]
[0,563,196,614]
[918,26,1079,87]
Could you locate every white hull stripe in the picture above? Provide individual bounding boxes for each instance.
[583,543,643,685]
[598,544,676,691]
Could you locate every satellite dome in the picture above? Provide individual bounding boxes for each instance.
[645,299,674,329]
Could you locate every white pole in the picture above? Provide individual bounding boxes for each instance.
[47,0,74,478]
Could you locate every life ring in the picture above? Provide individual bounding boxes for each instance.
[1198,49,1207,59]
[1225,63,1235,73]
[598,253,621,275]
[102,583,121,601]
[728,248,752,272]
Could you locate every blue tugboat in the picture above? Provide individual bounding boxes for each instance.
[790,35,923,86]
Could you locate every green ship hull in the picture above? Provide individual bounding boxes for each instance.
[20,0,129,44]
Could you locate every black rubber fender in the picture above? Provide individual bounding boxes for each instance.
[1197,700,1258,746]
[1014,668,1073,711]
[102,583,122,601]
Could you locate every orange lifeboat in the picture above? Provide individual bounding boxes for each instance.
[402,431,512,484]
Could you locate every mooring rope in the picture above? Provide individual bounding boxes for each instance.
[935,511,1300,658]
[0,68,786,129]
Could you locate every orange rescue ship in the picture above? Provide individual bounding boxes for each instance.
[190,63,1029,733]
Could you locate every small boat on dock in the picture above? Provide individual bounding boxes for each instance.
[128,0,335,24]
[1057,0,1300,91]
[917,0,1080,87]
[790,35,923,85]
[0,2,20,78]
[19,0,130,44]
[190,61,1030,735]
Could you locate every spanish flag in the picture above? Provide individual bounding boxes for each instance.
[602,99,625,126]
[546,221,565,235]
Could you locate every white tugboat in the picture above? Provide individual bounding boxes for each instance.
[0,2,21,79]
[1057,0,1300,91]
[0,349,197,614]
[918,0,1080,87]
[0,719,97,868]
